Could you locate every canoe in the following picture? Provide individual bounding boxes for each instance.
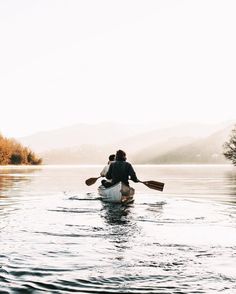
[98,182,135,204]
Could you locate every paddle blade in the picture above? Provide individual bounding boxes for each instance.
[142,180,165,191]
[85,177,100,186]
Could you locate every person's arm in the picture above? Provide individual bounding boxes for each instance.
[106,163,113,180]
[128,163,139,182]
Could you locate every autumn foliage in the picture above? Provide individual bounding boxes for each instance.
[0,134,42,165]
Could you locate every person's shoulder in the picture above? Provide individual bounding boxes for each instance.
[125,161,132,167]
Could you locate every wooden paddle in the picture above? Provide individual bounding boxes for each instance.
[85,176,101,186]
[139,180,165,191]
[85,177,164,191]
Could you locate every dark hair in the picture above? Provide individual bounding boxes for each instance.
[115,150,126,161]
[109,154,115,161]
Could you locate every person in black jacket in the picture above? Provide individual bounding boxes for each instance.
[104,149,139,187]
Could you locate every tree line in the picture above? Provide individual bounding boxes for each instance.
[0,134,42,165]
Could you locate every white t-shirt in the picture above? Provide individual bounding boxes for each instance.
[100,165,109,177]
[100,161,113,182]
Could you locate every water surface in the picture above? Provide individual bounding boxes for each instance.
[0,165,236,293]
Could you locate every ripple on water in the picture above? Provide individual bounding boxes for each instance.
[0,270,212,293]
[1,165,236,293]
[48,207,99,214]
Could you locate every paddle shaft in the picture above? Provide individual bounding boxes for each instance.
[85,177,164,191]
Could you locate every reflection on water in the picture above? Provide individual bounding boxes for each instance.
[101,202,140,249]
[0,168,29,193]
[0,167,40,219]
[0,167,40,191]
[0,165,236,293]
[225,169,236,200]
[102,202,133,225]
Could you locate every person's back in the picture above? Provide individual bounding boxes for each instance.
[100,154,115,177]
[106,150,139,186]
[100,154,115,186]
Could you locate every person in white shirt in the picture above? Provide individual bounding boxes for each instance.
[100,154,115,186]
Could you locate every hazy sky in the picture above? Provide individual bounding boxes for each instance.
[0,0,236,137]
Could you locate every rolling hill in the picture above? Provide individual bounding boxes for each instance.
[147,125,233,164]
[18,121,235,164]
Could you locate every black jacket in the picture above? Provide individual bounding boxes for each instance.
[106,161,139,186]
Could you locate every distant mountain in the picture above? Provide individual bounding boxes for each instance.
[147,125,233,164]
[42,144,115,165]
[131,136,195,163]
[19,121,230,153]
[19,122,154,153]
[117,121,233,154]
[18,121,235,164]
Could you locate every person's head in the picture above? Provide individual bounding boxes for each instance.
[115,150,126,161]
[108,154,115,162]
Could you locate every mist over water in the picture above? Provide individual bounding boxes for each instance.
[0,165,236,293]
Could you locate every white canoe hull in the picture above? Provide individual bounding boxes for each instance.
[98,182,135,203]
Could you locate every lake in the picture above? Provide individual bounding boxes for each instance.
[0,164,236,293]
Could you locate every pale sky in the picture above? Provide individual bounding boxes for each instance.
[0,0,236,137]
